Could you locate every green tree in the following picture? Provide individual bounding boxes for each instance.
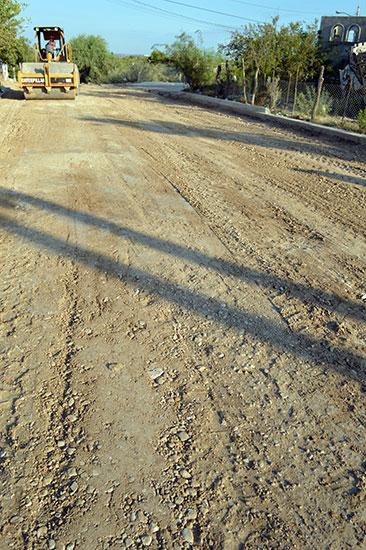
[70,34,112,82]
[12,34,33,64]
[279,21,324,111]
[0,0,29,65]
[223,17,281,104]
[159,31,221,90]
[149,48,171,65]
[222,18,324,105]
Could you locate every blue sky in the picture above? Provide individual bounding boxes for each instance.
[22,0,364,54]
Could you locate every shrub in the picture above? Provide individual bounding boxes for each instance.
[159,31,222,91]
[70,34,113,83]
[358,107,366,132]
[118,58,152,83]
[266,76,281,110]
[296,86,333,117]
[106,57,181,83]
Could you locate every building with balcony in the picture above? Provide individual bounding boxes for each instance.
[319,15,366,74]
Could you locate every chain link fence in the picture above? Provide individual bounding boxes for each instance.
[276,79,366,121]
[224,73,366,129]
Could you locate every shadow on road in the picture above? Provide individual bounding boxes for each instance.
[294,168,366,188]
[78,114,363,162]
[1,187,365,383]
[0,86,24,100]
[79,86,158,102]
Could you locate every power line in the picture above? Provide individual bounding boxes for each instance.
[130,0,235,28]
[108,0,184,22]
[157,0,263,23]
[231,0,324,16]
[107,0,263,29]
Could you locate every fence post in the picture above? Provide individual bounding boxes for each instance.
[342,80,352,122]
[252,67,259,105]
[224,60,230,98]
[215,64,221,97]
[242,57,248,103]
[311,66,325,121]
[286,74,292,108]
[292,65,300,115]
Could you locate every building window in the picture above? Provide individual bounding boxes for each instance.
[330,24,344,41]
[346,25,361,42]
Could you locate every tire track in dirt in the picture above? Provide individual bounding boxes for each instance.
[87,87,366,549]
[1,85,366,550]
[113,108,365,372]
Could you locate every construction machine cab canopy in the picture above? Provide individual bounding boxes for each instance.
[34,27,64,39]
[34,26,65,48]
[33,27,69,62]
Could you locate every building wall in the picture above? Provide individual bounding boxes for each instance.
[320,16,366,72]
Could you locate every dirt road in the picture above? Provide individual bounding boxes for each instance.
[0,84,365,550]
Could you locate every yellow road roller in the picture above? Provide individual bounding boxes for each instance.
[18,27,80,100]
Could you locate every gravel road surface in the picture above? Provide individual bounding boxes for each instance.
[1,83,365,550]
